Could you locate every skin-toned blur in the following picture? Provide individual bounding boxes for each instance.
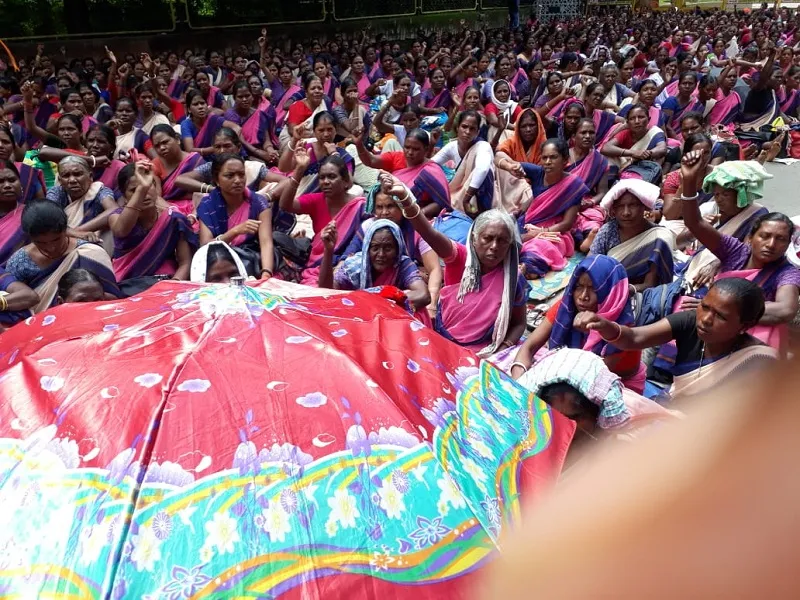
[479,358,800,600]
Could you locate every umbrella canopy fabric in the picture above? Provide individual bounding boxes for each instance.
[0,280,572,599]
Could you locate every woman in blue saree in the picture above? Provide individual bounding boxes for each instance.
[0,267,39,329]
[109,162,196,283]
[0,160,32,265]
[180,90,229,156]
[5,200,119,312]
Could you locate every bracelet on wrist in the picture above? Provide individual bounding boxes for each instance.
[680,192,700,201]
[600,321,623,343]
[401,203,421,220]
[509,361,528,373]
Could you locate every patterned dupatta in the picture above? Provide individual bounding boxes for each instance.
[707,89,741,126]
[197,187,267,247]
[739,90,778,131]
[276,84,302,128]
[607,225,675,285]
[592,109,620,146]
[194,114,226,149]
[519,172,586,228]
[30,242,118,312]
[241,97,278,148]
[669,344,778,398]
[0,204,26,265]
[394,160,451,212]
[112,207,195,280]
[549,255,633,355]
[567,149,609,192]
[16,162,45,202]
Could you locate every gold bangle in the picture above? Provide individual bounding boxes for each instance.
[401,203,421,220]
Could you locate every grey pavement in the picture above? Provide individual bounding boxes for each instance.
[762,162,800,218]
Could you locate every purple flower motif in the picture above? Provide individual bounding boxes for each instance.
[151,511,172,540]
[391,470,411,494]
[420,397,457,429]
[280,489,298,514]
[331,329,348,338]
[42,315,56,326]
[406,359,420,373]
[232,441,259,475]
[176,379,211,393]
[286,335,312,344]
[408,516,449,549]
[445,366,479,392]
[296,392,327,408]
[106,448,135,484]
[103,324,120,332]
[480,497,502,532]
[409,320,425,332]
[368,426,419,448]
[345,425,371,457]
[341,297,355,306]
[161,564,212,599]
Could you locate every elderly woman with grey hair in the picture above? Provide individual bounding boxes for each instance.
[382,172,528,357]
[45,155,118,243]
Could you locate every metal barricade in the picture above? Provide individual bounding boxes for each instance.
[3,0,176,40]
[332,0,417,21]
[185,0,326,28]
[420,0,478,14]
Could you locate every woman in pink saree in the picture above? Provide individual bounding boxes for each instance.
[513,138,587,279]
[279,151,366,286]
[355,128,451,218]
[0,160,29,265]
[150,124,205,218]
[179,90,230,156]
[398,201,528,357]
[568,119,610,248]
[708,60,742,126]
[109,162,196,283]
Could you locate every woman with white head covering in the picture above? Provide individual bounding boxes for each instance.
[384,173,528,357]
[485,79,520,145]
[518,347,677,446]
[317,217,430,311]
[190,241,248,283]
[590,179,676,291]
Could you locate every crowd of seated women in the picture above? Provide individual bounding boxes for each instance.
[0,6,799,418]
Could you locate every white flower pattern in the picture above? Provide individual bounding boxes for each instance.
[378,482,406,520]
[130,527,162,573]
[204,511,239,555]
[327,489,359,529]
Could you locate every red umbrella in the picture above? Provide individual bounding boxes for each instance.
[0,280,572,599]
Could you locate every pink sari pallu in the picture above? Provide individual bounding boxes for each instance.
[112,209,176,280]
[438,267,504,350]
[716,268,788,354]
[301,198,365,286]
[227,200,253,247]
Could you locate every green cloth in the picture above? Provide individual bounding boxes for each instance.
[23,150,57,189]
[702,160,773,208]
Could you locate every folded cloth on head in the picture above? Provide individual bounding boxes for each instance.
[599,179,661,211]
[702,160,773,208]
[523,348,631,429]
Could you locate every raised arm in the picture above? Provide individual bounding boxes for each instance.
[573,311,676,351]
[278,145,310,214]
[680,148,724,256]
[354,132,388,169]
[109,162,153,238]
[20,82,52,143]
[383,173,454,260]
